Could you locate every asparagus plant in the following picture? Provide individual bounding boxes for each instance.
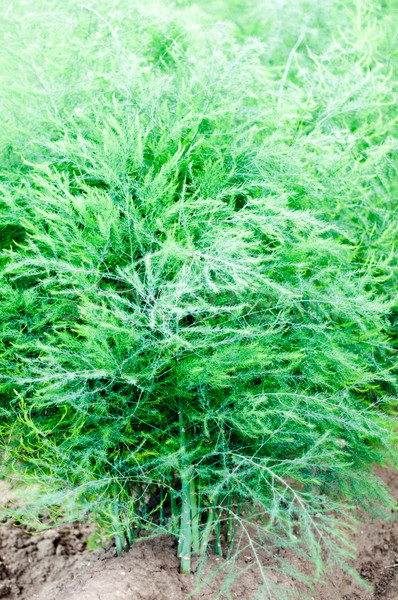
[0,0,396,595]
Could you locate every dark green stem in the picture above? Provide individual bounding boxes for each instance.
[159,484,164,526]
[199,502,215,555]
[226,504,240,561]
[215,508,222,556]
[190,477,200,555]
[112,482,127,556]
[178,408,192,574]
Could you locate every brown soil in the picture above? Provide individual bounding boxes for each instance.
[1,468,398,600]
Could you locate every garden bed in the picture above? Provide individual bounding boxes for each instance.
[1,468,397,600]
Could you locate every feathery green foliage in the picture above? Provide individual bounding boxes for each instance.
[0,0,397,597]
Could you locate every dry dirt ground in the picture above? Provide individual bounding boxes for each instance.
[1,468,398,600]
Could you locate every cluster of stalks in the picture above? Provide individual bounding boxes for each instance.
[108,410,239,574]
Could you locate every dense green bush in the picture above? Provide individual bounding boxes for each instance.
[0,0,396,597]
